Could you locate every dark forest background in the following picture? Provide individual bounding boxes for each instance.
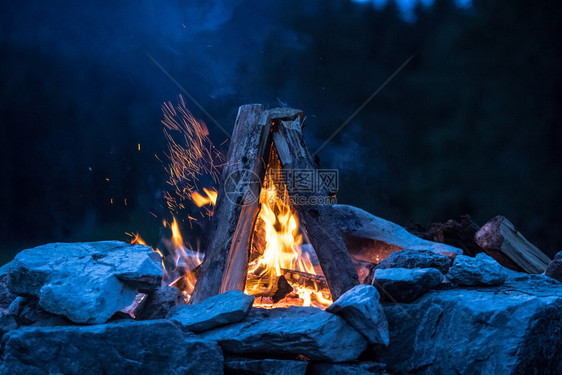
[1,0,561,263]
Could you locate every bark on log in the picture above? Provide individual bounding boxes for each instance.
[475,216,551,274]
[190,105,271,304]
[271,109,359,300]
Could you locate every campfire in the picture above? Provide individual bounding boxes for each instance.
[141,102,360,308]
[1,100,560,375]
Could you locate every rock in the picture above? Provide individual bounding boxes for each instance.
[334,205,463,260]
[545,251,562,282]
[308,362,386,375]
[0,314,19,341]
[373,268,443,302]
[376,275,562,374]
[0,319,223,375]
[135,286,187,320]
[224,356,308,375]
[200,306,367,362]
[375,249,452,274]
[7,241,163,324]
[326,285,389,345]
[168,290,254,333]
[0,274,16,314]
[0,261,13,276]
[8,296,70,327]
[447,253,508,286]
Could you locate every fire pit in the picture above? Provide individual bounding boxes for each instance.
[0,103,561,374]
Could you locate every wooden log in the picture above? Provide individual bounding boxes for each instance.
[475,216,551,274]
[190,105,271,304]
[281,268,327,284]
[270,109,359,300]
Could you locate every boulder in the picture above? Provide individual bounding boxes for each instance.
[326,285,389,345]
[333,205,463,260]
[199,306,367,362]
[373,268,443,302]
[168,290,254,333]
[375,249,452,274]
[0,320,223,375]
[376,275,562,374]
[545,251,562,282]
[447,253,507,286]
[135,286,186,320]
[224,356,307,375]
[7,241,162,324]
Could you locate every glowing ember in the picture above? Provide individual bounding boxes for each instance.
[161,95,224,214]
[244,150,332,308]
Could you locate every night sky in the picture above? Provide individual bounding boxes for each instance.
[1,0,561,262]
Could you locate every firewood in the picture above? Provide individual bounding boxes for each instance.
[282,268,327,284]
[271,110,359,300]
[272,276,294,303]
[475,216,551,274]
[190,105,272,304]
[426,215,483,257]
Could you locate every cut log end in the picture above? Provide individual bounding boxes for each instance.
[475,216,551,274]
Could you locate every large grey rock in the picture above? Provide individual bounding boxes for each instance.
[376,249,452,274]
[0,320,223,375]
[7,241,162,324]
[376,275,562,374]
[168,290,254,332]
[447,253,508,286]
[545,251,562,282]
[224,356,307,375]
[373,268,443,302]
[334,204,463,257]
[326,285,389,345]
[200,306,367,362]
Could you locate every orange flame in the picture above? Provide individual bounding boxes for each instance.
[129,233,147,246]
[244,151,332,308]
[163,217,203,300]
[191,188,218,207]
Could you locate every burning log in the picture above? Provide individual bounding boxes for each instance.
[190,105,272,304]
[272,112,359,300]
[475,216,551,274]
